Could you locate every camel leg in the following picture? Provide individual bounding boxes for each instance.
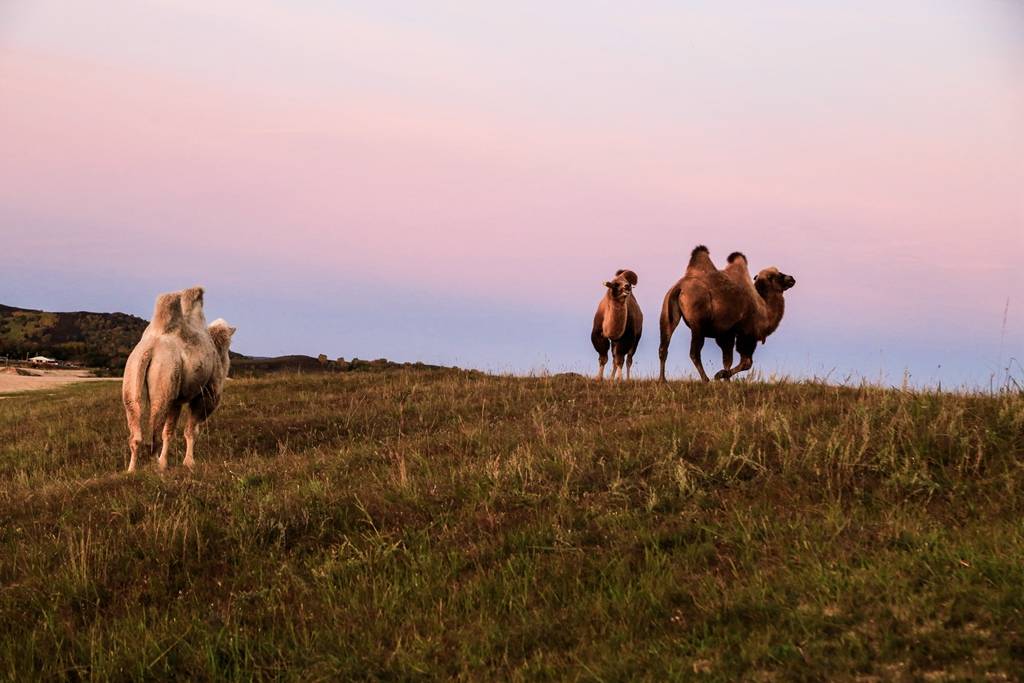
[149,394,174,471]
[125,400,144,473]
[626,332,641,381]
[157,402,182,470]
[659,317,681,382]
[713,335,736,381]
[689,331,710,382]
[719,336,756,380]
[592,331,610,381]
[184,412,199,469]
[611,342,626,381]
[184,396,210,469]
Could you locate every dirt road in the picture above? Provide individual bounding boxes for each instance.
[0,367,119,396]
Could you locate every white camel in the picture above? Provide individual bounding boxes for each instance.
[122,287,235,471]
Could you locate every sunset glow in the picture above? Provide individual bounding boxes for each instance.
[2,1,1021,386]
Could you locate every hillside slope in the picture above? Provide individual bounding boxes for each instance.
[0,372,1022,679]
[0,303,147,368]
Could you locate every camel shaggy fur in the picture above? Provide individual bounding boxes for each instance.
[591,269,643,380]
[659,246,795,382]
[122,287,236,471]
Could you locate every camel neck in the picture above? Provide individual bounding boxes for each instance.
[602,294,629,340]
[757,291,786,339]
[219,347,232,369]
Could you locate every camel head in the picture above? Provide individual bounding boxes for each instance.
[754,267,796,295]
[603,269,638,302]
[207,318,236,354]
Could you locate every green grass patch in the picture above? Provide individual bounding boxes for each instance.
[1,371,1022,679]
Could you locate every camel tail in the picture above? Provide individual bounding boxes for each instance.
[660,284,683,347]
[122,344,154,434]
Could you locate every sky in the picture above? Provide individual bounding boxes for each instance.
[1,1,1022,387]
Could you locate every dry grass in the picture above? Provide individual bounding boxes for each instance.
[1,370,1022,680]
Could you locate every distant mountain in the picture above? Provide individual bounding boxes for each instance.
[0,303,148,368]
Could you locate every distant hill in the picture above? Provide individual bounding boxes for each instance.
[229,354,444,377]
[0,303,148,368]
[0,303,442,375]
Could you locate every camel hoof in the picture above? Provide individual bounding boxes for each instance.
[714,370,731,381]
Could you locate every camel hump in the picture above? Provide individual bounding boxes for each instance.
[180,286,207,329]
[149,292,183,334]
[724,252,754,284]
[727,251,747,265]
[686,245,715,273]
[181,286,204,315]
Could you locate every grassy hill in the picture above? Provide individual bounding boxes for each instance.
[0,304,148,368]
[1,371,1022,679]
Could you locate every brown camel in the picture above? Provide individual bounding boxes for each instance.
[591,269,643,380]
[659,246,795,382]
[122,287,235,471]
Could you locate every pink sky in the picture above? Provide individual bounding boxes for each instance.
[2,1,1022,385]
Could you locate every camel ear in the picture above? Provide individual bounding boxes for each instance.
[603,281,613,288]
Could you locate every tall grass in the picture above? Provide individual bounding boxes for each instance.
[1,370,1022,679]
